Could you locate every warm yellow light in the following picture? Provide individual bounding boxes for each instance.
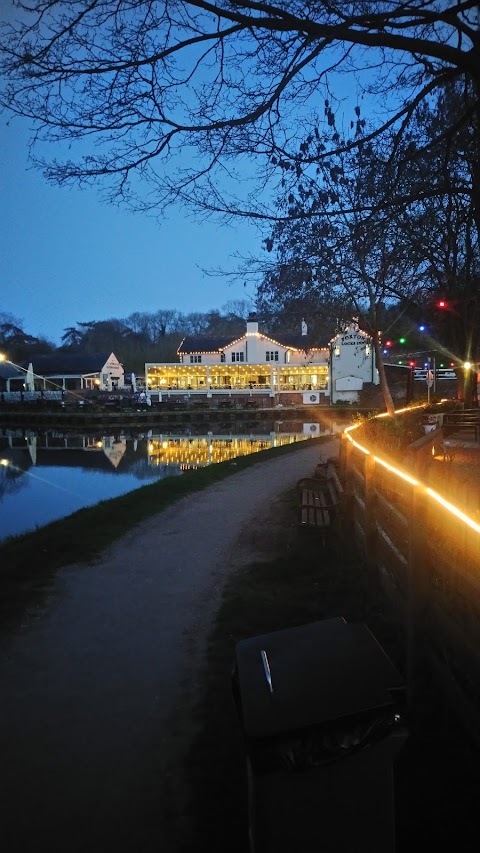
[351,438,370,455]
[96,441,103,448]
[346,404,479,537]
[464,362,471,370]
[0,459,9,466]
[373,455,419,487]
[426,488,480,533]
[0,353,6,363]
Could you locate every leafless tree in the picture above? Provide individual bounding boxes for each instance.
[1,2,478,229]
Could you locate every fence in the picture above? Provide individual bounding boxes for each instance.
[339,424,480,744]
[1,391,63,403]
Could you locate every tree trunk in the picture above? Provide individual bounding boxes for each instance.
[374,337,396,416]
[455,367,479,408]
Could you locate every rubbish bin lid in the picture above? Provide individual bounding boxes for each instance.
[235,618,404,738]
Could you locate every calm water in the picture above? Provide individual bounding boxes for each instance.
[0,418,344,541]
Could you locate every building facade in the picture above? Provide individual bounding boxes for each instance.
[146,315,378,404]
[2,352,125,393]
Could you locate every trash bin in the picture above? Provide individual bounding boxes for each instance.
[233,617,407,853]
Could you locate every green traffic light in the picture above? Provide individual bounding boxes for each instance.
[399,337,406,344]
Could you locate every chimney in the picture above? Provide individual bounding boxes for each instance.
[247,312,259,335]
[301,319,308,336]
[246,312,260,362]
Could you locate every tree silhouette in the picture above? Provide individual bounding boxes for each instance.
[1,2,478,231]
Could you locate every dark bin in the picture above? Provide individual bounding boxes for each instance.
[233,617,407,853]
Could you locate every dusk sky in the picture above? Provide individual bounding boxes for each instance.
[1,118,260,346]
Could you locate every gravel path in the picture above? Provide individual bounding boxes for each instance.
[0,438,339,853]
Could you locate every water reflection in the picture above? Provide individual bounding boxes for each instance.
[0,418,344,541]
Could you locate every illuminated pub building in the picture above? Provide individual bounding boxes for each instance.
[145,314,379,406]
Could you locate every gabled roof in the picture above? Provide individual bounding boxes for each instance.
[269,332,329,350]
[20,352,115,376]
[177,336,236,354]
[178,332,329,355]
[0,363,20,380]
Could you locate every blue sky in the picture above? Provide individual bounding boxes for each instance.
[0,119,260,346]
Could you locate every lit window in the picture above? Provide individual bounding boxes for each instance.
[334,346,340,357]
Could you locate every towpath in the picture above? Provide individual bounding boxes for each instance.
[0,438,339,852]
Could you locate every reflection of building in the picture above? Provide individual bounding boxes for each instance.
[4,352,124,392]
[146,315,379,405]
[146,314,330,403]
[147,433,309,469]
[0,431,128,470]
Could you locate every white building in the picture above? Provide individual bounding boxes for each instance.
[146,315,378,405]
[4,352,125,392]
[329,322,379,404]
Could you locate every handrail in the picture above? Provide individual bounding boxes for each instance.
[343,407,480,535]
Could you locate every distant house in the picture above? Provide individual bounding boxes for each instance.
[3,352,124,392]
[0,362,20,392]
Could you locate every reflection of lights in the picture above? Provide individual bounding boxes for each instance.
[147,435,308,468]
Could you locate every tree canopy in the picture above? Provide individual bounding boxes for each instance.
[1,1,478,225]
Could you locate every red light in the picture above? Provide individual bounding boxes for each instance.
[437,300,447,308]
[385,340,392,347]
[409,361,415,367]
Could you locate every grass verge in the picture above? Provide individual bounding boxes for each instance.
[0,436,330,579]
[0,436,330,628]
[175,497,479,853]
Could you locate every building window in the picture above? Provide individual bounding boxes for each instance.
[190,355,202,363]
[231,353,236,362]
[334,346,340,357]
[220,353,225,362]
[266,351,279,362]
[231,352,244,362]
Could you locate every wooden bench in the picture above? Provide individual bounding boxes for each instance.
[297,463,344,545]
[443,414,479,441]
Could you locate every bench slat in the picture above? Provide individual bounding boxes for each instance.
[298,467,344,538]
